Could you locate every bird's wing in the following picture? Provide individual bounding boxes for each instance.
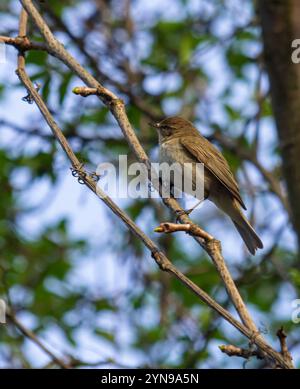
[180,136,246,210]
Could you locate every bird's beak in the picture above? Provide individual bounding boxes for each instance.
[148,121,160,129]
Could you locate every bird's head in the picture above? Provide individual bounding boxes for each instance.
[149,116,198,142]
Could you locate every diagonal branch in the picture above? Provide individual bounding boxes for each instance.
[7,308,69,369]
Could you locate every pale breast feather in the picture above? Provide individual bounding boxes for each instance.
[159,139,205,199]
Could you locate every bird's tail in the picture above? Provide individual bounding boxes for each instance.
[210,194,263,255]
[233,216,263,255]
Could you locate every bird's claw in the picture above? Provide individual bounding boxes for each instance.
[70,164,100,184]
[175,208,193,223]
[71,164,86,184]
[89,172,101,182]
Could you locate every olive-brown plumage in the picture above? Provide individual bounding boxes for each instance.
[152,116,263,255]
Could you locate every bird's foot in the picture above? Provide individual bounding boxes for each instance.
[70,164,101,184]
[175,208,194,223]
[175,199,204,222]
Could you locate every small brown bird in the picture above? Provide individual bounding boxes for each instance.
[151,116,263,255]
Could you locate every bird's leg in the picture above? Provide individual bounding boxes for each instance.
[170,182,175,198]
[175,199,204,222]
[70,163,101,184]
[159,175,175,198]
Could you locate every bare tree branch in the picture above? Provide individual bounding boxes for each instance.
[154,222,214,241]
[0,35,48,52]
[219,344,262,360]
[7,307,69,369]
[277,327,293,367]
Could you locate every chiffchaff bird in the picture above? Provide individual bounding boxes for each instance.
[150,116,263,255]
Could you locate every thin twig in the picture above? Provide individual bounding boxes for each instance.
[219,344,262,360]
[7,308,69,369]
[72,86,100,97]
[277,327,293,366]
[154,222,213,241]
[0,35,48,52]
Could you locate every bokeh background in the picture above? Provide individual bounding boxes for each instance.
[0,0,299,368]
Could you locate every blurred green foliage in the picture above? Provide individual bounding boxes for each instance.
[0,0,299,368]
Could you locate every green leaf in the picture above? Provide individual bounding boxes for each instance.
[41,74,51,102]
[58,72,73,105]
[26,51,48,66]
[95,329,115,343]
